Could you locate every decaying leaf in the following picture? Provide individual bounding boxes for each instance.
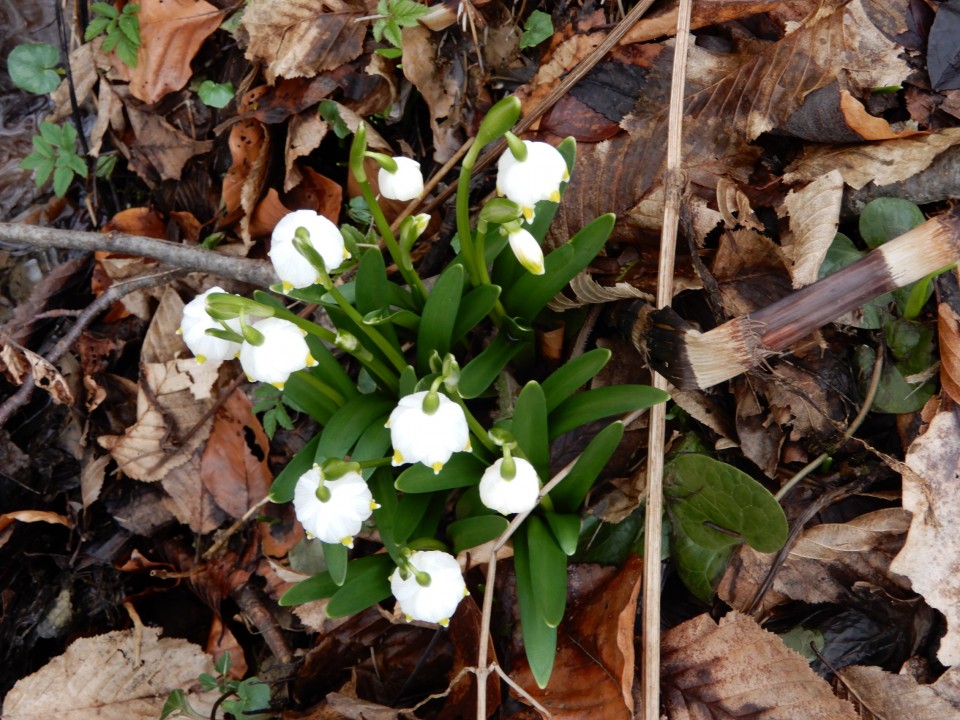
[548,270,653,311]
[836,664,960,720]
[0,340,73,405]
[128,0,222,104]
[124,97,214,183]
[939,302,960,404]
[1,626,217,720]
[890,405,960,666]
[661,611,857,719]
[241,0,366,83]
[779,170,845,288]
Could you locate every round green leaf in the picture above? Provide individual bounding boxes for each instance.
[8,43,61,94]
[197,80,234,108]
[859,197,924,249]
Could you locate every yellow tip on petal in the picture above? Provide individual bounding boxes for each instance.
[370,501,381,510]
[384,419,391,428]
[463,439,472,452]
[404,614,413,622]
[306,352,317,367]
[563,170,570,181]
[549,190,561,203]
[343,248,351,259]
[439,617,450,627]
[176,327,183,335]
[521,206,534,221]
[392,450,404,466]
[431,461,444,474]
[281,280,293,293]
[272,381,285,390]
[196,355,207,364]
[340,537,354,548]
[463,587,470,597]
[305,532,315,539]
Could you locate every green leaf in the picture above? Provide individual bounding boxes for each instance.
[513,381,549,479]
[66,152,88,177]
[92,2,120,19]
[118,12,141,44]
[319,100,351,139]
[326,555,393,617]
[417,264,464,372]
[28,156,55,187]
[548,384,668,439]
[215,651,231,675]
[381,18,403,48]
[375,47,403,59]
[39,121,62,145]
[389,0,430,25]
[306,336,360,401]
[160,690,198,720]
[280,553,393,606]
[7,43,61,94]
[458,332,529,399]
[573,510,645,565]
[115,36,139,67]
[399,365,418,398]
[859,197,924,249]
[393,492,434,547]
[369,469,402,561]
[550,421,623,512]
[854,344,935,414]
[664,454,788,553]
[502,214,614,322]
[519,9,553,49]
[363,306,420,332]
[20,152,51,171]
[101,29,121,54]
[540,348,610,413]
[527,515,568,627]
[84,16,113,41]
[197,80,234,108]
[52,165,75,197]
[513,523,557,688]
[672,530,733,602]
[316,394,394,461]
[282,370,338,425]
[395,451,486,492]
[322,541,349,586]
[448,515,509,554]
[543,511,580,556]
[451,284,501,344]
[270,435,320,503]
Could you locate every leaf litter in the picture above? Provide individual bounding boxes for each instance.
[6,0,960,718]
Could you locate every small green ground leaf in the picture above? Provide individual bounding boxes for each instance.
[855,345,936,414]
[197,80,234,108]
[548,385,668,439]
[528,515,568,627]
[520,10,553,49]
[448,515,509,554]
[859,197,924,249]
[514,524,557,688]
[8,43,61,94]
[665,454,787,553]
[672,530,733,602]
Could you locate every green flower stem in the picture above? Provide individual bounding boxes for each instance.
[357,180,428,307]
[316,264,408,375]
[292,370,346,407]
[270,307,399,393]
[451,393,497,455]
[355,457,393,469]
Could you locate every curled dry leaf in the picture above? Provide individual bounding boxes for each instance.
[2,626,217,720]
[548,271,652,312]
[0,341,73,405]
[124,97,215,183]
[836,665,960,720]
[128,0,222,104]
[779,170,845,288]
[661,611,857,719]
[890,406,960,666]
[938,302,960,404]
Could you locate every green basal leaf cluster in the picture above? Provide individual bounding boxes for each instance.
[161,653,272,720]
[821,198,947,413]
[85,2,142,69]
[20,121,88,198]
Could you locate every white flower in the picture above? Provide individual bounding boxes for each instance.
[293,465,379,548]
[178,287,242,364]
[239,317,317,389]
[390,550,467,626]
[479,457,541,515]
[506,228,545,275]
[387,391,471,474]
[270,209,349,292]
[496,141,569,223]
[378,157,424,201]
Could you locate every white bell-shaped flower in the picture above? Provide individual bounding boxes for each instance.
[293,465,379,548]
[496,141,568,223]
[378,157,424,201]
[270,209,349,292]
[506,228,545,275]
[387,391,471,474]
[390,550,468,626]
[178,287,242,364]
[238,317,317,389]
[479,456,541,515]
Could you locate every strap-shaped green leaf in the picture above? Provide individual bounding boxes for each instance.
[394,452,485,492]
[269,435,320,503]
[543,511,580,556]
[363,306,420,332]
[448,515,509,554]
[451,284,501,344]
[370,468,402,562]
[356,249,400,348]
[502,213,614,322]
[550,421,624,512]
[279,553,391,606]
[513,381,548,479]
[281,372,338,425]
[458,333,529,399]
[417,264,464,372]
[514,522,557,689]
[548,384,668,439]
[315,394,394,461]
[393,492,434,547]
[322,541,348,586]
[527,515,568,628]
[326,554,395,617]
[540,348,611,413]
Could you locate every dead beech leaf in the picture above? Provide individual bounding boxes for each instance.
[1,626,217,720]
[890,406,960,666]
[779,170,844,288]
[200,390,272,519]
[512,556,642,718]
[548,271,652,311]
[241,0,365,83]
[0,341,73,405]
[89,76,124,156]
[836,665,960,720]
[938,303,960,404]
[128,0,222,104]
[0,510,72,528]
[124,99,214,182]
[103,207,167,238]
[161,448,228,533]
[661,611,857,719]
[285,112,330,191]
[221,118,268,233]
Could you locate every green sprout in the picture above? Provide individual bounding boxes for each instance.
[20,121,88,197]
[85,2,142,68]
[372,0,429,58]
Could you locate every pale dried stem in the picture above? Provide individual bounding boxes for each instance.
[642,1,693,718]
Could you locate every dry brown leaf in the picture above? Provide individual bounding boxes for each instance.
[160,447,228,533]
[890,406,960,665]
[512,556,642,718]
[779,170,844,288]
[939,303,960,404]
[285,112,330,191]
[81,449,112,508]
[0,510,73,529]
[89,72,125,156]
[784,128,960,189]
[241,0,366,83]
[129,0,222,104]
[661,611,857,719]
[836,665,960,720]
[548,271,652,312]
[1,626,217,720]
[0,341,73,405]
[124,99,214,183]
[719,508,911,616]
[200,390,272,519]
